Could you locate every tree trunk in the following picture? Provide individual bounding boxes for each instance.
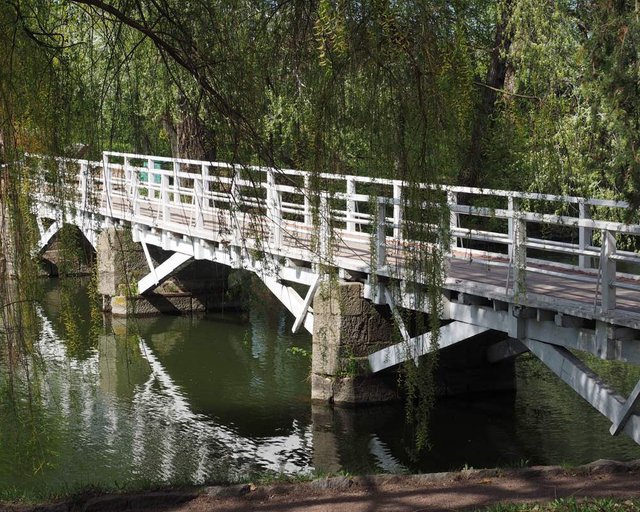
[459,1,513,187]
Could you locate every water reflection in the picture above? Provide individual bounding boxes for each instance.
[1,280,640,496]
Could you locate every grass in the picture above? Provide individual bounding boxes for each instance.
[479,498,640,512]
[0,469,339,504]
[0,478,198,504]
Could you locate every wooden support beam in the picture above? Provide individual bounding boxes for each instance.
[522,338,640,445]
[610,378,640,436]
[368,321,490,373]
[292,274,320,334]
[260,273,314,334]
[137,251,192,295]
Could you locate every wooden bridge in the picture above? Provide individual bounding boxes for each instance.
[31,151,640,446]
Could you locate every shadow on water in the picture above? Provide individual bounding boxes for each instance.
[1,278,640,497]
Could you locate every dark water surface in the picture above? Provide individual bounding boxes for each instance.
[1,280,640,496]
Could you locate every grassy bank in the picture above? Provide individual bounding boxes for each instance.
[481,498,640,511]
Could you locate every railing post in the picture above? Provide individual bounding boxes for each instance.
[346,177,356,232]
[130,158,139,218]
[377,198,387,270]
[510,197,527,299]
[304,175,312,226]
[79,161,88,208]
[393,182,402,241]
[319,194,329,264]
[172,159,180,205]
[195,164,205,230]
[579,200,593,269]
[124,156,131,197]
[231,166,242,245]
[507,196,514,260]
[267,169,282,247]
[102,153,113,217]
[447,190,458,252]
[601,229,617,312]
[146,158,154,200]
[161,164,170,222]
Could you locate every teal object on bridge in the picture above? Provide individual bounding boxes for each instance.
[139,161,162,184]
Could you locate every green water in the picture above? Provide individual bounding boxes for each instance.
[1,280,640,497]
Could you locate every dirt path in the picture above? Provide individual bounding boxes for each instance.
[4,460,640,512]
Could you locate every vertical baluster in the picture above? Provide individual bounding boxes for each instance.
[511,197,527,299]
[601,229,617,312]
[173,159,180,205]
[267,169,282,247]
[447,190,458,253]
[102,153,113,217]
[507,196,515,260]
[393,182,402,241]
[79,161,88,209]
[304,175,312,226]
[147,157,154,202]
[231,165,242,245]
[377,198,387,270]
[130,158,139,218]
[346,177,356,232]
[579,200,593,269]
[161,161,170,223]
[195,163,206,230]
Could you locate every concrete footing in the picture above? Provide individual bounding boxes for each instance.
[311,280,516,405]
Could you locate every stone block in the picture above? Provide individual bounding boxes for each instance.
[339,282,363,316]
[312,331,340,376]
[311,374,334,402]
[367,313,393,344]
[332,376,398,404]
[339,315,368,349]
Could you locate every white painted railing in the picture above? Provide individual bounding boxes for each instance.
[30,152,640,314]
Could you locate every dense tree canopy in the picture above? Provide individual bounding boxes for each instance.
[0,0,637,201]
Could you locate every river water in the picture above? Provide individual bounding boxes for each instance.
[2,280,640,496]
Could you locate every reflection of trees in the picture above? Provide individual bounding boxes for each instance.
[137,303,313,438]
[1,303,316,491]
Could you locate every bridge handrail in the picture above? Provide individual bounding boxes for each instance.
[103,151,629,209]
[31,151,640,315]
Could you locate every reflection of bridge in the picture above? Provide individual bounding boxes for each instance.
[31,151,640,445]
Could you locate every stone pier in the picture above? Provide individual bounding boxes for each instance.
[311,281,398,404]
[96,227,231,316]
[311,280,516,405]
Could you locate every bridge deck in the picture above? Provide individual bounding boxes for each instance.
[100,193,640,329]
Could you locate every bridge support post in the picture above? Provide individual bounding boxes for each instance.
[311,280,397,404]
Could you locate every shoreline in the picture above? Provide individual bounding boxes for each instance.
[3,458,640,511]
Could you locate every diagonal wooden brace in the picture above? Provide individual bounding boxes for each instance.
[292,274,320,334]
[610,378,640,436]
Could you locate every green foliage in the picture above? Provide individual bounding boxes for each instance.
[287,345,311,359]
[479,498,640,512]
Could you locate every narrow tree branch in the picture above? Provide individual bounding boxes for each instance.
[473,81,541,101]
